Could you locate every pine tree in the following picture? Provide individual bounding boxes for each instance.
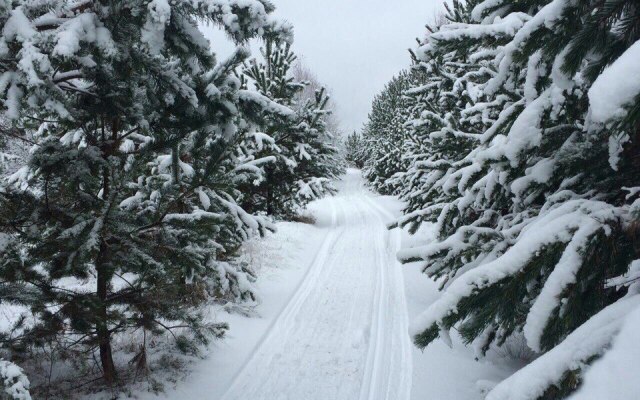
[240,39,341,218]
[0,0,291,386]
[363,0,640,398]
[394,0,495,236]
[345,131,364,168]
[359,70,422,195]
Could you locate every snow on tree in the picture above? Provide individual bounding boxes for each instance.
[396,1,496,235]
[0,360,31,400]
[0,0,292,387]
[240,39,342,218]
[344,131,365,168]
[568,301,640,400]
[363,0,640,398]
[359,70,423,195]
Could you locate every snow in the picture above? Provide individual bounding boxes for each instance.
[569,304,640,400]
[237,90,294,117]
[400,224,516,400]
[608,134,630,171]
[486,295,640,400]
[141,0,172,54]
[220,170,412,400]
[432,13,530,42]
[386,186,518,398]
[501,88,550,166]
[524,51,544,104]
[164,210,225,222]
[407,199,620,340]
[197,188,212,210]
[510,157,555,200]
[588,40,640,125]
[135,214,326,400]
[0,359,31,400]
[486,0,573,95]
[471,0,506,21]
[128,170,514,400]
[523,216,603,352]
[606,259,640,291]
[2,9,37,43]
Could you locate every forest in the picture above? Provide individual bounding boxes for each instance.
[1,0,639,399]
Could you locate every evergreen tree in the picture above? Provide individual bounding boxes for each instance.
[0,0,291,386]
[344,131,364,168]
[363,0,640,398]
[240,39,341,218]
[359,70,422,195]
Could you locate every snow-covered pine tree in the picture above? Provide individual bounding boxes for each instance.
[345,131,365,168]
[393,0,494,236]
[240,39,341,218]
[359,70,421,195]
[391,0,640,399]
[0,0,291,385]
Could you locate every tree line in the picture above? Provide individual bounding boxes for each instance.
[352,0,640,399]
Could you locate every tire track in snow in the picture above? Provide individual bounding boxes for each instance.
[220,171,412,400]
[221,196,348,399]
[358,196,389,400]
[361,194,412,400]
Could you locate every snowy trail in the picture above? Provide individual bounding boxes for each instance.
[221,169,412,400]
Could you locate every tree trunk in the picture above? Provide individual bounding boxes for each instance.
[97,122,117,384]
[266,186,273,215]
[97,254,117,384]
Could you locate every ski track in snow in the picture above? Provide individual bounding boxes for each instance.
[220,169,412,400]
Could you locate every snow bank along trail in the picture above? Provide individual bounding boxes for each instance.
[221,169,412,400]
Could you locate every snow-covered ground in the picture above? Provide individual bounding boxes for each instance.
[377,186,516,400]
[142,169,513,399]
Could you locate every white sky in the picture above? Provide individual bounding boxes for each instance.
[201,0,446,134]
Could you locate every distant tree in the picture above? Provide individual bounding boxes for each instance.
[359,70,423,195]
[292,61,343,138]
[345,131,364,168]
[240,40,342,218]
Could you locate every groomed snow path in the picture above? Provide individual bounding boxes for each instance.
[221,169,412,400]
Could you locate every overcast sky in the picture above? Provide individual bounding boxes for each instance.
[202,0,445,134]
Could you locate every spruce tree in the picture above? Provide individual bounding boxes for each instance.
[0,0,291,386]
